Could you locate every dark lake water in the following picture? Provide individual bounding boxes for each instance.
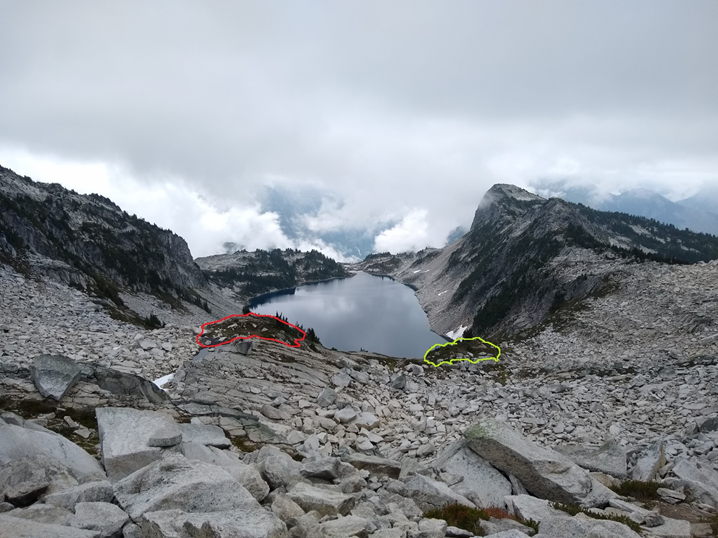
[248,271,447,358]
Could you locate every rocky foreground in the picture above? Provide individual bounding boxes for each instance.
[2,258,718,537]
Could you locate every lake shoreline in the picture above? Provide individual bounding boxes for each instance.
[246,272,357,309]
[248,271,446,358]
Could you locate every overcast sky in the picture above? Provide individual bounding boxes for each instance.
[1,1,716,258]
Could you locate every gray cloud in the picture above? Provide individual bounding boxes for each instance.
[1,1,716,255]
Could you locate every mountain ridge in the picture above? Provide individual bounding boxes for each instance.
[0,166,354,327]
[354,184,718,339]
[196,247,348,302]
[0,165,214,324]
[531,179,718,236]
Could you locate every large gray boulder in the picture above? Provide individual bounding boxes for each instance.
[45,481,114,511]
[0,456,81,506]
[0,514,100,537]
[255,447,302,490]
[343,453,402,479]
[72,502,128,538]
[505,494,568,523]
[334,407,357,423]
[631,440,666,482]
[261,454,303,490]
[121,522,141,538]
[271,492,305,523]
[181,442,238,467]
[286,510,322,537]
[30,354,83,400]
[353,412,380,430]
[7,503,78,526]
[96,407,180,481]
[403,474,475,512]
[286,482,356,516]
[147,428,182,448]
[434,439,512,508]
[260,404,291,421]
[0,459,50,507]
[91,366,168,404]
[671,457,718,508]
[230,462,270,502]
[320,515,372,537]
[180,441,269,500]
[535,515,642,538]
[416,518,448,538]
[465,419,616,506]
[556,439,627,478]
[113,454,259,521]
[317,387,337,408]
[0,424,104,480]
[300,457,355,481]
[142,507,287,538]
[332,372,352,388]
[178,423,231,448]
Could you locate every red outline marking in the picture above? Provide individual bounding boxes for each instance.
[196,312,307,349]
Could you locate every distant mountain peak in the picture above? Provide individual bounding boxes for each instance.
[364,183,718,340]
[486,183,545,203]
[471,184,545,230]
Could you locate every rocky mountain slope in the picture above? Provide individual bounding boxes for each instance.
[0,165,349,329]
[0,165,220,326]
[2,245,718,536]
[353,184,718,338]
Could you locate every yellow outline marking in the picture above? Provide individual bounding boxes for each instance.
[423,336,501,367]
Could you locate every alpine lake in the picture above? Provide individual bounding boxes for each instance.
[248,271,447,359]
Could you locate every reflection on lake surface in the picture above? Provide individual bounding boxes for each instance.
[249,271,446,358]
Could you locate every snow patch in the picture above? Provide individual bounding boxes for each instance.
[446,325,467,340]
[153,372,175,388]
[437,290,449,296]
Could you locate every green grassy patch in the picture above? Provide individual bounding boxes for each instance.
[0,396,100,456]
[423,503,488,534]
[200,313,309,348]
[609,480,661,502]
[464,423,492,440]
[369,355,401,372]
[424,337,499,367]
[422,503,538,536]
[550,502,642,534]
[230,435,260,453]
[106,305,168,330]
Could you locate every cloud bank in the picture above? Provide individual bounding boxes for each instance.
[0,1,716,257]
